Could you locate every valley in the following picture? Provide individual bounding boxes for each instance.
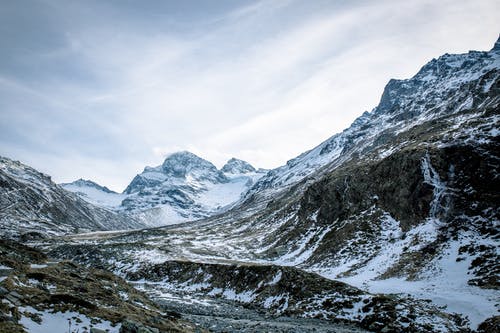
[1,38,499,333]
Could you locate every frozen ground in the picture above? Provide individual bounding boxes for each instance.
[136,283,369,333]
[20,307,120,333]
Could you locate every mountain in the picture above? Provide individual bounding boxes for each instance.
[60,178,126,208]
[0,157,144,238]
[44,38,500,332]
[63,151,266,226]
[244,40,500,203]
[124,151,227,195]
[62,178,116,194]
[221,158,256,174]
[122,152,265,224]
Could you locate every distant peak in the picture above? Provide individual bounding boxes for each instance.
[162,151,211,167]
[222,158,256,174]
[493,34,500,52]
[161,151,226,181]
[62,178,116,194]
[165,151,198,159]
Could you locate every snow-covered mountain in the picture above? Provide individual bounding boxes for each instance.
[45,37,500,332]
[62,151,265,226]
[60,178,126,208]
[221,158,256,174]
[244,38,500,202]
[0,157,144,238]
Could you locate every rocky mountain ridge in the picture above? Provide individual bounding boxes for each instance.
[221,158,257,174]
[62,179,117,194]
[241,38,500,205]
[0,157,144,239]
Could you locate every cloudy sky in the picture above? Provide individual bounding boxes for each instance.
[1,0,499,191]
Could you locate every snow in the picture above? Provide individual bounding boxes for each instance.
[62,183,126,208]
[268,271,282,285]
[263,295,284,308]
[29,264,48,269]
[365,272,499,329]
[314,221,499,329]
[262,294,289,313]
[6,39,500,332]
[124,248,168,265]
[141,169,167,181]
[222,288,257,302]
[197,172,263,210]
[20,307,120,333]
[0,264,12,270]
[421,153,448,218]
[134,205,190,227]
[273,225,332,266]
[62,154,265,227]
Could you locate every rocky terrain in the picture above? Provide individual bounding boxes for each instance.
[0,157,144,239]
[1,38,499,332]
[0,239,200,333]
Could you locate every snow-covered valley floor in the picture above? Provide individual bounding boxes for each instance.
[49,224,499,332]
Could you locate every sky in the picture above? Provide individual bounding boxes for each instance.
[0,0,499,191]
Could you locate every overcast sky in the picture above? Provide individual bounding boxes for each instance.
[1,0,499,191]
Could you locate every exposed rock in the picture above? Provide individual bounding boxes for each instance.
[222,158,256,174]
[0,157,144,238]
[0,240,199,333]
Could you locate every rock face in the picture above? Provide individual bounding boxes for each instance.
[124,151,227,195]
[221,158,256,174]
[0,157,144,238]
[243,39,500,204]
[120,152,265,225]
[3,37,499,333]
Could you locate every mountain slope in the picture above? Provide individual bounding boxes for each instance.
[60,179,126,208]
[243,38,500,205]
[0,157,144,238]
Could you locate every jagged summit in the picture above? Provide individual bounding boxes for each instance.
[117,151,264,223]
[245,38,500,203]
[376,43,499,118]
[125,151,227,195]
[221,158,256,174]
[492,34,500,52]
[61,178,116,194]
[160,151,221,179]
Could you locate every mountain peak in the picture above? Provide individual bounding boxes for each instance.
[161,151,221,179]
[493,34,500,52]
[221,158,256,174]
[62,178,116,194]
